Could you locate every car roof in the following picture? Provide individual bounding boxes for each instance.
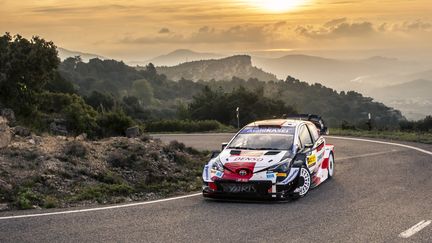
[246,119,307,127]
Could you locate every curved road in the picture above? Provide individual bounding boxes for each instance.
[0,134,431,242]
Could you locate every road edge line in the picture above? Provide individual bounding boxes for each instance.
[1,136,430,220]
[326,136,432,156]
[399,220,432,238]
[0,193,201,220]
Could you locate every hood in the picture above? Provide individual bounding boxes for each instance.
[218,149,291,172]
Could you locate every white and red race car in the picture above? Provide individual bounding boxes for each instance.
[202,115,335,200]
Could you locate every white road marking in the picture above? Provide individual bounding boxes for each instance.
[0,193,201,220]
[327,136,432,156]
[338,149,400,161]
[399,220,431,238]
[0,136,430,221]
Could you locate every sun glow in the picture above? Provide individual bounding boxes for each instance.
[248,0,307,12]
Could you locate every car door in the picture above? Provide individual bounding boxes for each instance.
[298,125,317,172]
[307,123,325,170]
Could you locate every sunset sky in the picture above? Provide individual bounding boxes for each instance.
[1,0,432,60]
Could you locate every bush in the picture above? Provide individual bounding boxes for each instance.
[15,189,41,209]
[64,141,88,158]
[72,183,133,203]
[96,110,135,137]
[145,119,225,133]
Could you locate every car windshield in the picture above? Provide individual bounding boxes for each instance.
[228,126,295,151]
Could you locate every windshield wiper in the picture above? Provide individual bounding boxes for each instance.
[256,148,282,151]
[227,146,253,150]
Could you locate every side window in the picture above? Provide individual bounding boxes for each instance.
[298,125,313,147]
[307,124,319,142]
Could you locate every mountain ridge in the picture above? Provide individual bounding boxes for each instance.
[155,55,278,82]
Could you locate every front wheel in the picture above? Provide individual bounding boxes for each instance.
[289,166,311,200]
[328,153,335,179]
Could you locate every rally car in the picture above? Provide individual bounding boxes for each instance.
[202,115,335,200]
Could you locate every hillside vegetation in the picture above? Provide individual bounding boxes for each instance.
[155,55,277,82]
[59,56,404,129]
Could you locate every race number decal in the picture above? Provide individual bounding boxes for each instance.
[307,154,317,167]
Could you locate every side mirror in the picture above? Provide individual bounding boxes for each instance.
[221,142,228,151]
[321,126,329,135]
[210,151,220,159]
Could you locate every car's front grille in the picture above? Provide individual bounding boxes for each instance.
[215,181,272,195]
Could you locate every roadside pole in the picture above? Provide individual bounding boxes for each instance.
[367,113,372,131]
[236,107,240,129]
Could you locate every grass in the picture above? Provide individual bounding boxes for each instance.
[330,128,432,144]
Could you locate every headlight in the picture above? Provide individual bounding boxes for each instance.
[211,158,224,172]
[269,160,291,172]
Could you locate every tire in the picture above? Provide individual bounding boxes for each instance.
[289,166,311,200]
[327,153,335,179]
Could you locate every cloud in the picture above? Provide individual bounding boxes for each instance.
[31,4,134,14]
[392,20,432,32]
[121,22,285,44]
[324,18,347,27]
[296,19,376,39]
[158,28,170,34]
[297,18,432,40]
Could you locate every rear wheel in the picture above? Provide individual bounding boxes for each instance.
[328,153,335,179]
[290,166,311,200]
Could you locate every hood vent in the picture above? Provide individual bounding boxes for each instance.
[264,151,281,155]
[230,150,242,156]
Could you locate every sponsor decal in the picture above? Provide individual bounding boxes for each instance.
[232,157,264,162]
[239,151,264,157]
[307,154,317,167]
[204,165,209,180]
[317,152,324,162]
[236,178,249,182]
[215,171,223,178]
[241,127,295,134]
[266,173,276,179]
[276,172,287,177]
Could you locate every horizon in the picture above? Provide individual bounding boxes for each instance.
[2,0,432,61]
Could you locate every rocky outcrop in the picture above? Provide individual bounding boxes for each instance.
[49,119,68,135]
[125,126,140,138]
[1,108,15,125]
[13,126,32,137]
[0,134,206,210]
[157,55,278,82]
[0,116,12,148]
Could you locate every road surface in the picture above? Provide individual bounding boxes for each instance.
[0,134,431,242]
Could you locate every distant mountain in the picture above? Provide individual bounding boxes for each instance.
[57,47,105,62]
[366,79,432,120]
[156,55,278,82]
[252,54,422,90]
[144,49,223,67]
[369,79,432,99]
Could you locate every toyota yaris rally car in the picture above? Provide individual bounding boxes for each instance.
[202,115,334,200]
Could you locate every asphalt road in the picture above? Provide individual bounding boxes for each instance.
[1,134,431,242]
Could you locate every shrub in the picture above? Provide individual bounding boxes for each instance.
[72,183,133,203]
[96,110,135,137]
[145,119,224,133]
[15,189,41,209]
[64,141,88,158]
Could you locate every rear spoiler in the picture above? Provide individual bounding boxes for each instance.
[286,114,329,135]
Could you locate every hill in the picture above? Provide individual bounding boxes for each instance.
[145,49,223,67]
[366,79,432,120]
[252,54,422,90]
[156,55,278,82]
[58,57,404,127]
[57,47,105,62]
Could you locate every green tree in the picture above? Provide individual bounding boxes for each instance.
[132,79,153,105]
[0,33,59,115]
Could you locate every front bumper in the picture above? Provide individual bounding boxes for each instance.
[202,180,297,200]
